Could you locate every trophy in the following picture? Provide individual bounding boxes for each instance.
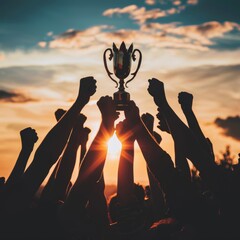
[103,42,142,110]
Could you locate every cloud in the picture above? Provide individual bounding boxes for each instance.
[0,89,37,103]
[103,5,138,16]
[42,24,208,51]
[173,0,182,6]
[38,41,47,48]
[37,1,239,53]
[170,21,240,43]
[187,0,198,5]
[0,53,5,61]
[145,0,156,5]
[103,4,184,24]
[145,21,240,46]
[215,116,240,141]
[46,26,112,49]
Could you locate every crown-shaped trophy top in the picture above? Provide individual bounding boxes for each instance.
[113,42,133,54]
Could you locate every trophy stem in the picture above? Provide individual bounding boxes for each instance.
[114,78,130,111]
[119,79,125,92]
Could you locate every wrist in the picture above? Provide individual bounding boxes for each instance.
[21,145,34,152]
[100,121,114,139]
[76,95,89,107]
[182,107,193,114]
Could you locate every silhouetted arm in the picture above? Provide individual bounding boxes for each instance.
[141,113,166,218]
[178,92,214,161]
[126,102,217,227]
[5,127,38,188]
[116,120,135,205]
[4,77,97,213]
[53,114,87,202]
[125,102,174,192]
[79,127,91,168]
[156,108,191,181]
[40,109,66,201]
[174,142,191,181]
[61,96,119,227]
[148,79,216,177]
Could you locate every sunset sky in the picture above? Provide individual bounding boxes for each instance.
[0,0,239,185]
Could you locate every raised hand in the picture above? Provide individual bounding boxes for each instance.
[55,108,66,121]
[5,128,38,189]
[147,78,167,107]
[5,77,96,213]
[141,113,154,134]
[77,76,97,105]
[124,101,141,126]
[71,114,87,145]
[153,131,162,144]
[97,96,119,135]
[178,92,193,113]
[20,127,38,150]
[156,109,170,134]
[141,113,162,143]
[79,127,91,146]
[63,96,119,225]
[116,120,135,144]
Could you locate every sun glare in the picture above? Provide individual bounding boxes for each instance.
[107,133,122,161]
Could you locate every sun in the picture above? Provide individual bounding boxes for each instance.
[107,133,122,161]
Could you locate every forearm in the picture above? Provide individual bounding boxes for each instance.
[117,141,135,204]
[62,122,110,221]
[77,124,109,186]
[20,100,85,197]
[174,143,191,181]
[54,140,79,201]
[183,109,208,144]
[38,99,85,165]
[160,102,216,173]
[6,147,33,187]
[40,160,60,200]
[135,118,174,190]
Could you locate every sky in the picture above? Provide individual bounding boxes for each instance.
[0,0,240,185]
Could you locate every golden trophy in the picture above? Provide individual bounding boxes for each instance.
[103,42,142,110]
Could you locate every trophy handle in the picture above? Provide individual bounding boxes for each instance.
[103,48,119,88]
[125,49,142,88]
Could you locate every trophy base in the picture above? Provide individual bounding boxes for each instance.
[114,91,130,111]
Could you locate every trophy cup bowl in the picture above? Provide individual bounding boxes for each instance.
[103,42,142,110]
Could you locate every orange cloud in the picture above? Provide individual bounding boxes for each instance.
[187,0,198,5]
[103,4,184,24]
[173,0,181,6]
[45,26,208,51]
[145,21,240,45]
[103,5,138,16]
[48,26,112,49]
[0,53,5,61]
[38,41,47,48]
[145,0,156,5]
